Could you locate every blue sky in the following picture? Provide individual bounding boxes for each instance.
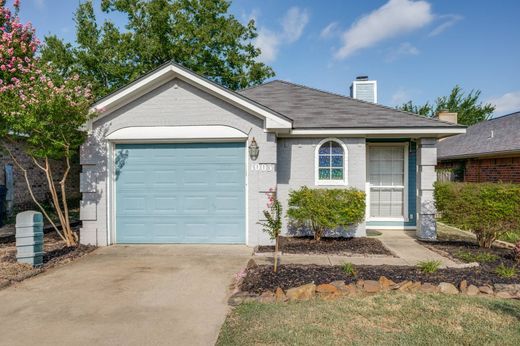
[17,0,520,116]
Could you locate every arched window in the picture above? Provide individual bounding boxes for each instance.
[315,139,347,185]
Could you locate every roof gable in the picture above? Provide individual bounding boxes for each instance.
[89,61,292,131]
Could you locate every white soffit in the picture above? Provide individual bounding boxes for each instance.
[106,126,248,142]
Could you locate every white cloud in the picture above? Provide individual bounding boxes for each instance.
[487,91,520,116]
[334,0,433,60]
[255,7,310,63]
[385,42,420,62]
[429,14,463,37]
[320,22,340,40]
[255,29,281,63]
[282,7,309,43]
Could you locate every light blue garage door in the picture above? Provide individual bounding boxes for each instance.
[115,143,246,244]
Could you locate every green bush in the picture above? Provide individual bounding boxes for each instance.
[434,182,520,248]
[341,262,357,277]
[287,187,366,241]
[417,260,442,274]
[495,263,517,278]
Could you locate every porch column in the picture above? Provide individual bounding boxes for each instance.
[416,138,437,240]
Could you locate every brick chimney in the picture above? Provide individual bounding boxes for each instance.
[437,110,458,124]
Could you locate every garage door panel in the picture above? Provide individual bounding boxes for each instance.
[115,143,245,244]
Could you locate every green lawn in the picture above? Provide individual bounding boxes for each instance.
[217,293,520,345]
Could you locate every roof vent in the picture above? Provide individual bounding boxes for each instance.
[350,76,377,103]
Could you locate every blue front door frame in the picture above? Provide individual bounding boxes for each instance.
[115,142,246,244]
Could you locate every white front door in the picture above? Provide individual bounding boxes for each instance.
[367,144,408,220]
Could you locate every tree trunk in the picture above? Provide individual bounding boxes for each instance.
[273,235,279,273]
[314,228,323,242]
[476,233,496,248]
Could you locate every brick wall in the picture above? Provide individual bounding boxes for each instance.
[464,156,520,183]
[0,141,80,210]
[438,156,520,183]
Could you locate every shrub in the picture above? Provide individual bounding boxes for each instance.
[417,260,442,274]
[454,251,499,263]
[287,187,365,241]
[259,189,282,273]
[495,263,517,278]
[341,262,357,277]
[434,182,520,248]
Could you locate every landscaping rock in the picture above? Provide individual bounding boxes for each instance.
[379,276,396,290]
[409,282,422,292]
[363,280,381,293]
[330,280,347,290]
[466,285,480,296]
[494,284,520,294]
[246,258,258,269]
[495,291,514,299]
[228,291,259,306]
[316,283,338,295]
[438,282,459,295]
[479,285,494,295]
[459,280,468,294]
[345,283,358,295]
[275,287,287,302]
[420,283,438,293]
[286,283,316,301]
[356,279,364,289]
[259,291,275,303]
[397,280,413,291]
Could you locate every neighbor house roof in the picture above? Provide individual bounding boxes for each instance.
[437,111,520,160]
[239,80,464,129]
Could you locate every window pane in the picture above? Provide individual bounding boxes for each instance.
[319,155,330,167]
[331,142,343,154]
[319,143,331,154]
[319,169,330,180]
[381,174,393,186]
[331,155,343,167]
[331,169,343,180]
[392,174,404,186]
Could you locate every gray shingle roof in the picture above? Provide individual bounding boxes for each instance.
[437,111,520,160]
[239,80,463,129]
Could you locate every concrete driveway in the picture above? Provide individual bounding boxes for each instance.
[0,245,251,346]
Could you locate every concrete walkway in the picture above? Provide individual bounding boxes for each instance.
[0,245,251,346]
[254,231,462,268]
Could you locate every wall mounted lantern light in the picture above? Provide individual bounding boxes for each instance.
[248,137,260,161]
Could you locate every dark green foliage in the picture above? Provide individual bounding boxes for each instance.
[397,85,495,126]
[416,260,442,274]
[41,0,274,98]
[495,263,517,278]
[287,187,365,241]
[434,182,520,248]
[341,262,356,277]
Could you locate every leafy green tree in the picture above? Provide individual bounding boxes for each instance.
[397,85,495,126]
[287,187,366,242]
[41,0,274,98]
[0,1,95,246]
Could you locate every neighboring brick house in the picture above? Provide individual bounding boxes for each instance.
[0,140,80,212]
[437,111,520,183]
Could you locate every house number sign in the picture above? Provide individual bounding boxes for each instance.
[251,163,275,172]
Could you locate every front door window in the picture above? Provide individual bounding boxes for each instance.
[368,146,406,218]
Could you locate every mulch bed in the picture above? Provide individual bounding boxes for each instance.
[419,240,517,270]
[256,236,393,256]
[0,232,96,286]
[241,264,520,294]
